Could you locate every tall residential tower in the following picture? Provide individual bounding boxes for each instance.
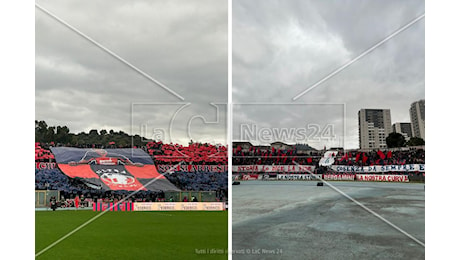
[410,99,425,140]
[358,109,392,149]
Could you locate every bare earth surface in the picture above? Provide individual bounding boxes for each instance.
[232,181,425,260]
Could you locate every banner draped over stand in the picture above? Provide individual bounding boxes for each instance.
[330,164,424,173]
[51,147,179,191]
[232,165,315,173]
[232,164,424,173]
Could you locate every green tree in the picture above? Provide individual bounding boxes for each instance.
[386,132,406,148]
[405,137,425,146]
[88,129,99,136]
[35,120,48,142]
[45,126,56,143]
[55,126,70,144]
[35,120,152,147]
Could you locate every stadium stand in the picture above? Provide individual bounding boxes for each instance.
[35,142,55,161]
[232,144,425,167]
[147,141,227,164]
[35,142,228,203]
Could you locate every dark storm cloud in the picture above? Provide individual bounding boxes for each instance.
[36,0,227,144]
[233,0,424,149]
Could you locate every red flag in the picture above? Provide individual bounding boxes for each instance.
[387,151,392,158]
[379,150,386,160]
[362,154,368,164]
[355,152,361,162]
[307,157,312,164]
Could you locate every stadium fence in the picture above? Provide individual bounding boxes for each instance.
[35,190,60,207]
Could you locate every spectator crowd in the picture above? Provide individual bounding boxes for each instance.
[36,140,424,204]
[35,141,228,202]
[232,145,425,167]
[147,141,227,165]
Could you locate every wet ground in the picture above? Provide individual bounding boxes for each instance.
[232,181,425,260]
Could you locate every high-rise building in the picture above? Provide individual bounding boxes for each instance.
[392,122,413,141]
[358,109,392,149]
[410,100,425,140]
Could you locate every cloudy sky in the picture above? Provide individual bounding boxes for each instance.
[36,1,425,149]
[233,0,425,149]
[36,0,227,145]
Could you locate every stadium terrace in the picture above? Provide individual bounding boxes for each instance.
[35,141,228,209]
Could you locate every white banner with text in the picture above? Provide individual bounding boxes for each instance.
[277,174,321,180]
[233,165,316,173]
[322,174,356,181]
[331,164,424,173]
[133,202,225,211]
[356,174,409,182]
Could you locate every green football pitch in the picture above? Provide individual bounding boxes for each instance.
[36,210,228,259]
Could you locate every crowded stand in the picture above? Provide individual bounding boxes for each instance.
[147,141,227,165]
[35,142,55,161]
[233,146,322,165]
[232,143,425,183]
[232,145,424,167]
[167,171,227,195]
[332,149,425,166]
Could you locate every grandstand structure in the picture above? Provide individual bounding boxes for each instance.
[232,141,424,165]
[35,141,228,208]
[232,141,425,182]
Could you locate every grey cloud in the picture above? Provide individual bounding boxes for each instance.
[36,0,227,145]
[233,0,424,149]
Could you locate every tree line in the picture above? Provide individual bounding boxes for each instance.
[36,120,423,149]
[386,132,425,148]
[35,120,147,147]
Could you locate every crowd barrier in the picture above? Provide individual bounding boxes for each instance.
[93,202,134,211]
[134,202,225,211]
[35,190,60,207]
[356,174,409,182]
[92,202,225,211]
